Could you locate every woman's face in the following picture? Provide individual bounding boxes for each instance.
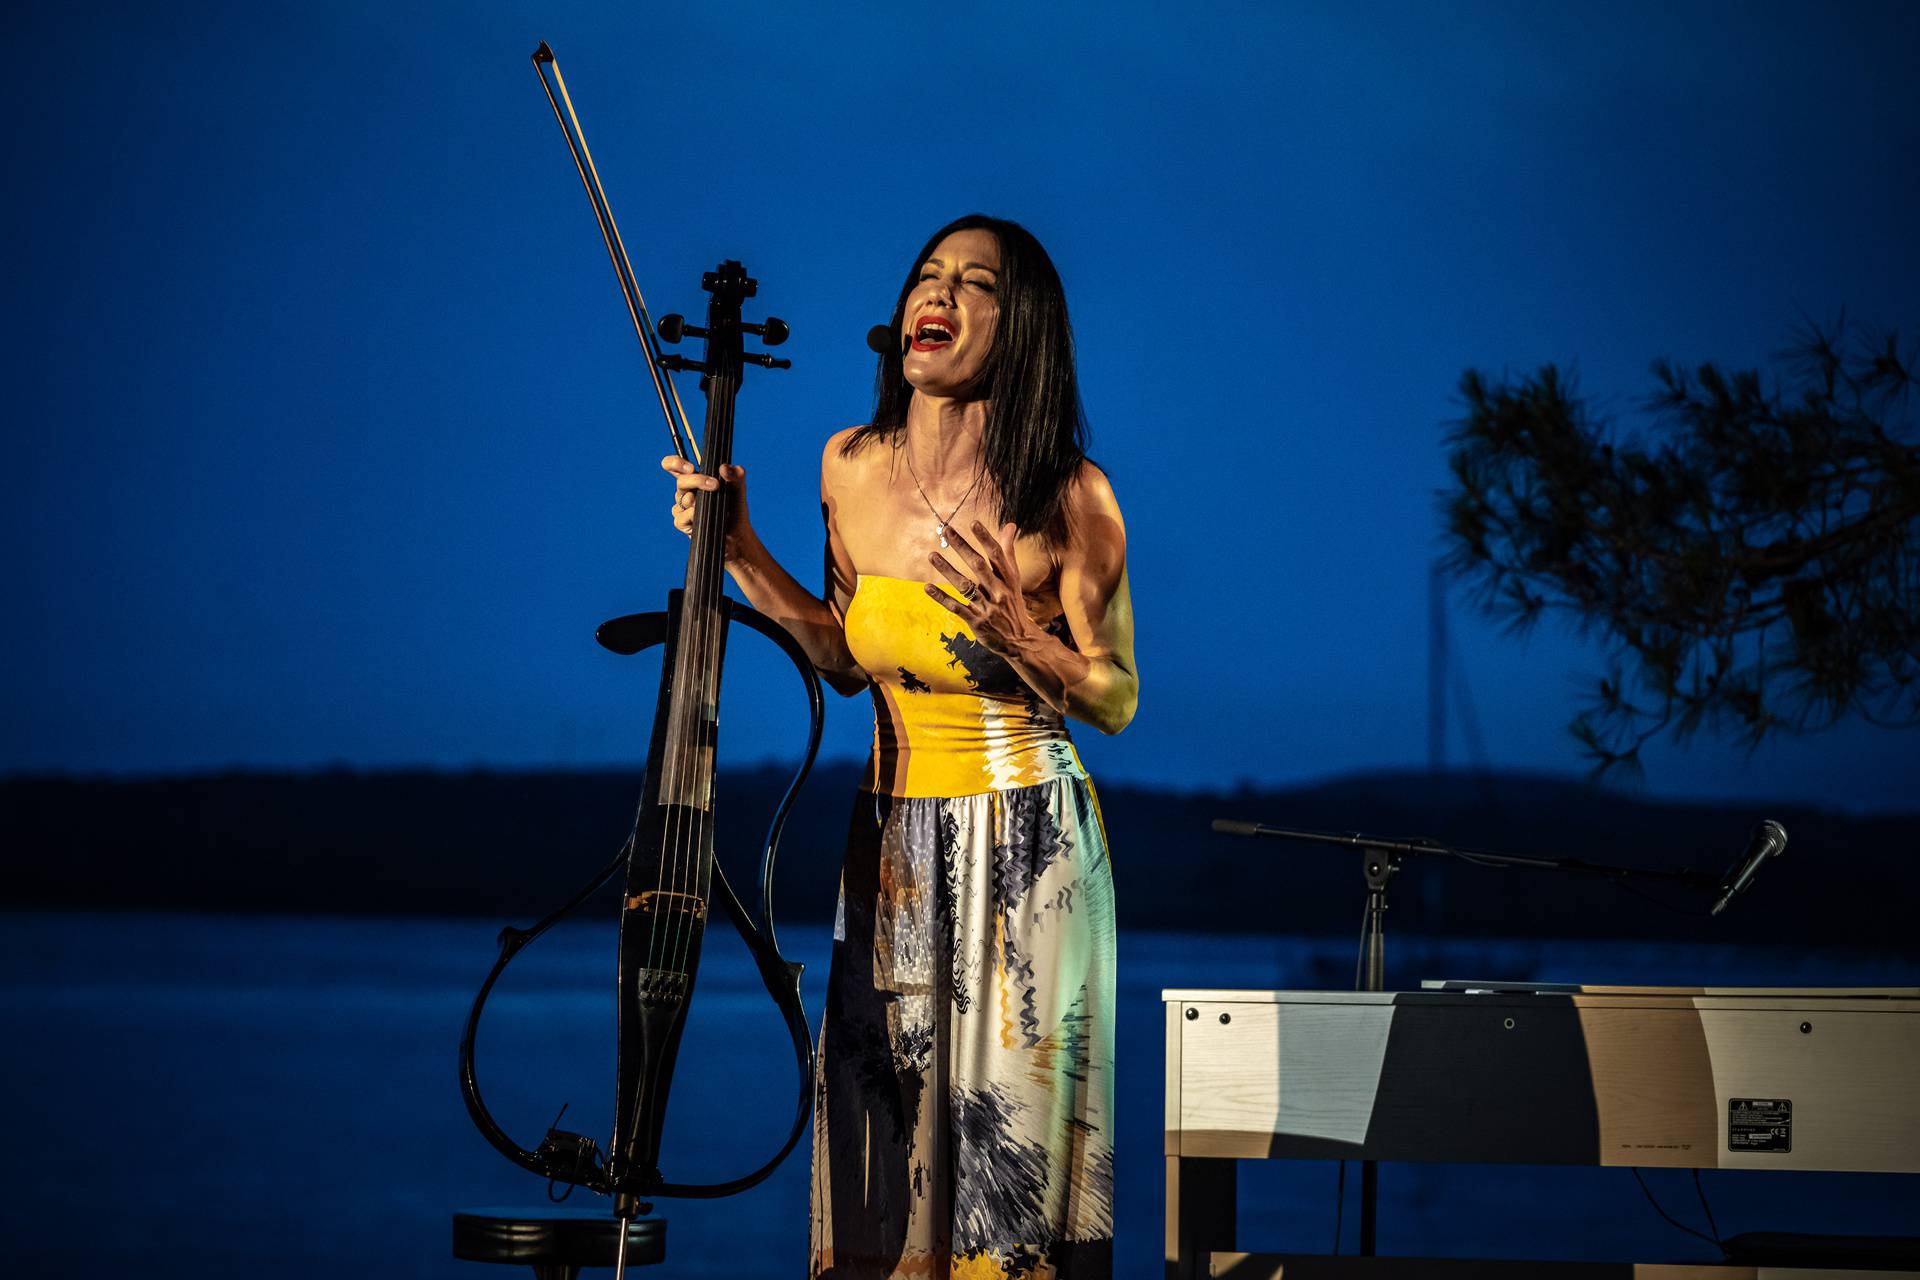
[900,228,1001,399]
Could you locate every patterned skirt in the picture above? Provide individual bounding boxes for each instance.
[809,775,1117,1279]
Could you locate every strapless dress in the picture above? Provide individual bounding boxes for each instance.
[810,574,1116,1279]
[843,573,1088,798]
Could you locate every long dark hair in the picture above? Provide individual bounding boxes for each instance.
[843,214,1091,540]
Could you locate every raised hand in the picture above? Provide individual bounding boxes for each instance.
[662,454,752,563]
[926,520,1041,657]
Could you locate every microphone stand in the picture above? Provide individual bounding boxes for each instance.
[1208,820,1722,1258]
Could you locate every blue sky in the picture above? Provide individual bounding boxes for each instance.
[6,1,1916,811]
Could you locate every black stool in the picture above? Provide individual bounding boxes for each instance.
[453,1206,666,1279]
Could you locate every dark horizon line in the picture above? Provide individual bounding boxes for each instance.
[4,758,1913,820]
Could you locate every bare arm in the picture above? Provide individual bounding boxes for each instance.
[663,440,868,696]
[928,467,1138,735]
[727,533,868,697]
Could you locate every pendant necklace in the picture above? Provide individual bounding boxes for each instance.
[902,433,985,550]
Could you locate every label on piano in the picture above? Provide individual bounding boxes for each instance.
[1728,1098,1793,1152]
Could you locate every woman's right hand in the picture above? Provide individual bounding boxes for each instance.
[663,455,755,565]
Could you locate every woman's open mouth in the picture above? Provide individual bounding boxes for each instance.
[909,316,956,352]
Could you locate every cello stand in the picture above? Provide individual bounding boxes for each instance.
[453,1206,666,1279]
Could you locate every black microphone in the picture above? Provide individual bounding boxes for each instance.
[866,324,897,356]
[1710,819,1787,917]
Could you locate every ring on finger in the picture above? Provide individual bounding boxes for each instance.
[961,580,981,603]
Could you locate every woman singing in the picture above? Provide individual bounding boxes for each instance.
[664,214,1135,1279]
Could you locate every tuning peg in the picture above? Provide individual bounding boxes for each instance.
[744,353,792,370]
[750,317,789,346]
[657,314,709,344]
[660,354,708,373]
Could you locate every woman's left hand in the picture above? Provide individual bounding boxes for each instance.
[927,521,1041,656]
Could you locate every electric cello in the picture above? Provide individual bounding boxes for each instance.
[457,42,821,1278]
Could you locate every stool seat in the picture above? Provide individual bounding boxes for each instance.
[453,1206,666,1279]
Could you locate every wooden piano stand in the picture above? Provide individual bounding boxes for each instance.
[1164,987,1920,1279]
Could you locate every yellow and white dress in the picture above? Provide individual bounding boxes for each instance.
[809,575,1117,1280]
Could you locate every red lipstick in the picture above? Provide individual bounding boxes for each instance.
[909,313,957,352]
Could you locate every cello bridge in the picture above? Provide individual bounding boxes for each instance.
[626,889,708,921]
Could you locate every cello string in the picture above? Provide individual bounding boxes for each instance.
[679,342,741,979]
[673,361,730,979]
[649,580,679,978]
[690,365,738,945]
[657,446,701,979]
[654,370,712,984]
[665,318,740,980]
[665,349,731,980]
[652,451,691,982]
[665,485,701,976]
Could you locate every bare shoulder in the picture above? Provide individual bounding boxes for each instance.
[821,425,892,495]
[1060,460,1126,565]
[822,423,863,458]
[1066,459,1124,524]
[820,425,858,478]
